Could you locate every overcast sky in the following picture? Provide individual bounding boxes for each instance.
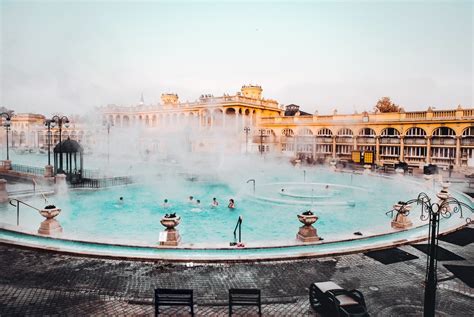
[0,0,472,116]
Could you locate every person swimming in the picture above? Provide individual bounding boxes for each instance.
[191,200,202,212]
[211,197,219,207]
[162,199,170,208]
[188,196,194,204]
[228,198,235,209]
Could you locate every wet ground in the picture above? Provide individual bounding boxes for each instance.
[0,226,473,316]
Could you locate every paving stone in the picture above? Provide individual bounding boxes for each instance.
[0,237,472,316]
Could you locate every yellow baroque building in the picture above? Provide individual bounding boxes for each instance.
[260,107,474,168]
[101,85,283,130]
[100,85,474,168]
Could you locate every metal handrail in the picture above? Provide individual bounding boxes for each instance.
[32,178,50,204]
[233,215,243,244]
[246,179,255,194]
[9,198,41,226]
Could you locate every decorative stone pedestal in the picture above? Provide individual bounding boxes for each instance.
[296,214,321,242]
[1,160,12,170]
[329,161,337,171]
[44,165,54,177]
[437,182,451,214]
[55,174,67,194]
[38,207,63,235]
[391,203,412,229]
[423,174,433,189]
[0,179,8,203]
[159,216,181,246]
[363,164,372,174]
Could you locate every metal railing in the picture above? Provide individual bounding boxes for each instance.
[9,198,42,226]
[69,176,133,189]
[11,164,45,176]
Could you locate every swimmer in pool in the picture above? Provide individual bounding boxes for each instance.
[228,198,235,209]
[211,197,219,207]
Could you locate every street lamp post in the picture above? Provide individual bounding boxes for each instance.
[45,116,69,174]
[243,127,250,154]
[44,119,53,166]
[386,188,473,316]
[103,121,113,165]
[0,112,12,162]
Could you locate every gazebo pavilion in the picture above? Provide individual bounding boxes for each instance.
[53,138,84,182]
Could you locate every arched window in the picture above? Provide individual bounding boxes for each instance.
[381,128,400,137]
[317,128,333,136]
[406,127,427,137]
[282,128,294,137]
[298,127,313,136]
[432,127,456,137]
[462,126,474,137]
[337,128,353,136]
[358,128,376,136]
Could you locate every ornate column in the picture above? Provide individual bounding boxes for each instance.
[353,135,357,150]
[313,136,316,159]
[375,136,380,163]
[455,136,461,167]
[400,136,405,161]
[332,136,336,159]
[426,136,431,163]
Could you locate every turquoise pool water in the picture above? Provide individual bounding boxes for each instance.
[2,168,467,247]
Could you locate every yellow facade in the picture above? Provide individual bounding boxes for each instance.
[101,85,283,130]
[259,107,474,167]
[100,85,474,168]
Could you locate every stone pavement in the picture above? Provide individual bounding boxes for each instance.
[0,235,473,316]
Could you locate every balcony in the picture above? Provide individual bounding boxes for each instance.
[335,137,353,144]
[404,138,427,145]
[431,138,456,146]
[316,137,333,143]
[461,138,474,146]
[379,138,400,145]
[356,137,376,144]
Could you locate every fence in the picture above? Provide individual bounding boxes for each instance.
[70,176,133,189]
[11,164,45,176]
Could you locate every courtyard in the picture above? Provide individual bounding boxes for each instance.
[0,225,472,316]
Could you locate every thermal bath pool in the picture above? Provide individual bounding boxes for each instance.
[0,169,471,261]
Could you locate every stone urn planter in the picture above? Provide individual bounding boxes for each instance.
[296,211,320,242]
[437,182,451,214]
[391,203,412,229]
[159,214,181,246]
[38,205,63,235]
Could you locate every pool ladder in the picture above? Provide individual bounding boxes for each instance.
[230,215,243,246]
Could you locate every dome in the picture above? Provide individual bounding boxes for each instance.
[53,138,83,153]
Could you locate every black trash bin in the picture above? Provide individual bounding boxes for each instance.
[423,164,438,175]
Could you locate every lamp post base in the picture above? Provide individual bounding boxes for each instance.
[0,179,8,203]
[1,160,11,170]
[44,165,54,177]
